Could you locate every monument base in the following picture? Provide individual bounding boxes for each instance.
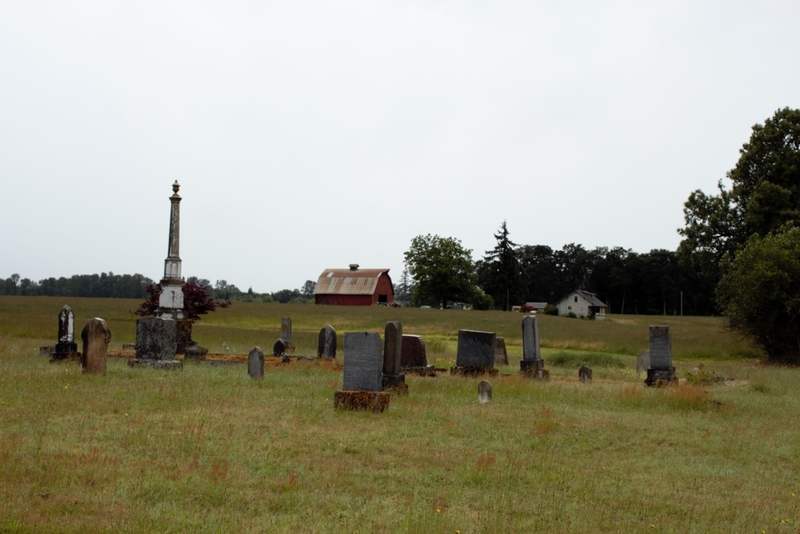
[183,344,208,360]
[128,359,183,371]
[403,365,436,377]
[334,390,390,412]
[449,366,499,377]
[50,352,80,363]
[382,374,408,395]
[519,359,545,371]
[520,367,550,380]
[52,342,79,361]
[645,367,677,387]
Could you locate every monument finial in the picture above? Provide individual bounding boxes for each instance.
[172,180,180,195]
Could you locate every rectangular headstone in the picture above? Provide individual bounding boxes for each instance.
[494,336,509,365]
[135,317,177,360]
[383,321,403,375]
[456,330,496,368]
[401,335,427,367]
[522,315,541,361]
[649,326,672,368]
[248,346,264,379]
[280,316,292,345]
[343,332,383,391]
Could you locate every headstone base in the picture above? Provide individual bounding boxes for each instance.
[520,359,545,371]
[645,367,677,387]
[449,366,499,377]
[128,359,183,371]
[50,352,80,363]
[334,390,390,412]
[382,374,408,395]
[403,365,436,377]
[520,367,550,380]
[52,342,79,361]
[183,344,208,360]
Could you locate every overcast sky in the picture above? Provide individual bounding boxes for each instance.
[1,1,798,293]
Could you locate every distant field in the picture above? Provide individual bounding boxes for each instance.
[2,296,799,532]
[0,296,761,364]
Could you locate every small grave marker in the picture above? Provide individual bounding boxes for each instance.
[401,335,435,376]
[636,351,650,374]
[478,380,492,403]
[494,337,509,366]
[318,325,337,359]
[248,346,264,379]
[520,315,548,379]
[645,326,676,386]
[280,317,293,348]
[579,366,592,384]
[382,321,407,394]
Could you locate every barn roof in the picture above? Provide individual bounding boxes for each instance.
[314,267,392,295]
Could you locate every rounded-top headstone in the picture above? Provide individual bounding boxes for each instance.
[478,380,492,404]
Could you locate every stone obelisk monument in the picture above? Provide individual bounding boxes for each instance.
[156,181,185,319]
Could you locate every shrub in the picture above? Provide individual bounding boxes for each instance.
[543,304,558,316]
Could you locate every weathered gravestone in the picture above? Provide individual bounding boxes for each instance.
[334,332,390,412]
[318,325,337,359]
[382,321,407,394]
[81,318,110,374]
[401,335,435,376]
[579,366,592,384]
[450,330,497,376]
[280,317,293,349]
[645,325,676,386]
[520,315,548,379]
[248,346,264,379]
[129,317,182,370]
[494,337,509,366]
[636,351,650,374]
[52,305,79,361]
[478,380,492,404]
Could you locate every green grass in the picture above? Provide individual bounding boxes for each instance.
[1,296,797,532]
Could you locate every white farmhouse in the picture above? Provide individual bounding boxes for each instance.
[555,289,607,320]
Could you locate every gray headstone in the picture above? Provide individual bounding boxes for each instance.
[478,380,492,403]
[579,366,592,384]
[318,325,337,358]
[456,330,496,368]
[521,315,541,361]
[649,326,672,368]
[494,336,509,366]
[280,317,292,345]
[383,321,403,375]
[248,346,264,379]
[135,317,177,360]
[401,335,427,367]
[342,332,383,391]
[81,318,111,374]
[636,351,650,374]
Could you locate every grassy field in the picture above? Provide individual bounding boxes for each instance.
[1,296,798,532]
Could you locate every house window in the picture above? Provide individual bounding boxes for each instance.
[574,296,578,303]
[567,305,572,310]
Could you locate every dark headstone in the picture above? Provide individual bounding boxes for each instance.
[401,335,427,367]
[318,325,337,359]
[645,325,676,386]
[129,317,182,370]
[52,305,78,360]
[248,346,264,379]
[280,316,292,347]
[455,330,495,368]
[273,339,288,357]
[383,321,403,375]
[494,337,509,366]
[81,318,110,374]
[579,366,592,384]
[478,380,492,403]
[342,332,383,392]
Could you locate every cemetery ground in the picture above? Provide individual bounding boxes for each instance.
[0,297,798,532]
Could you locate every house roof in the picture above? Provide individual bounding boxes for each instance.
[557,289,607,308]
[314,267,392,296]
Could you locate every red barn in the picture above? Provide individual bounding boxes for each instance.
[314,264,394,306]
